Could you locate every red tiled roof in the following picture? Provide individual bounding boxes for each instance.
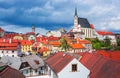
[96,31,113,35]
[0,47,17,50]
[79,52,120,78]
[46,36,59,41]
[0,66,25,78]
[26,32,35,35]
[38,47,49,53]
[46,52,74,73]
[20,40,33,45]
[71,43,85,49]
[96,50,120,61]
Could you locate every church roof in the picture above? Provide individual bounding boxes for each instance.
[78,18,91,28]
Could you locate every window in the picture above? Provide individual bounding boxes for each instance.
[12,51,14,53]
[2,51,4,53]
[72,64,77,72]
[12,55,14,57]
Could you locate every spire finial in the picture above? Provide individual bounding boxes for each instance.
[75,8,78,17]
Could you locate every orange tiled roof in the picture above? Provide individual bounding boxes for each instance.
[38,47,49,53]
[76,38,91,44]
[71,43,85,49]
[49,41,61,47]
[20,40,33,45]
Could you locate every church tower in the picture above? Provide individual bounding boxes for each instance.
[74,8,78,29]
[32,24,35,33]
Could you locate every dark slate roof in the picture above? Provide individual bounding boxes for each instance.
[78,18,91,28]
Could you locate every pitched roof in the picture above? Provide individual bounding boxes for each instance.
[78,18,91,28]
[71,43,85,49]
[49,41,61,47]
[46,52,74,73]
[38,47,49,53]
[79,52,120,78]
[96,31,113,35]
[96,50,120,61]
[0,66,25,78]
[21,55,44,69]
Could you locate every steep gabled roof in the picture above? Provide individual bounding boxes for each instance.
[79,52,120,78]
[46,52,74,73]
[78,18,91,28]
[0,66,25,78]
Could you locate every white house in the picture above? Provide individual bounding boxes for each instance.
[45,52,90,78]
[0,39,21,57]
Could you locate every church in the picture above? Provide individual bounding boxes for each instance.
[73,8,95,38]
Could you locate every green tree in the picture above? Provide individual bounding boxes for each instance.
[104,37,111,47]
[117,37,120,46]
[59,37,71,52]
[91,37,103,50]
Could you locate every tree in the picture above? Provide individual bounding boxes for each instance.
[59,37,71,52]
[117,37,120,46]
[91,37,103,50]
[104,37,111,47]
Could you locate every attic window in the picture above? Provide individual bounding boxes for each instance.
[71,64,77,72]
[34,60,40,65]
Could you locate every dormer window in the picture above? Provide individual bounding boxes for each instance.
[71,64,77,72]
[34,60,40,65]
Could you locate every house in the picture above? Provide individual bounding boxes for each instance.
[45,52,90,78]
[26,32,36,41]
[0,56,21,70]
[0,39,21,57]
[38,47,50,57]
[19,55,47,77]
[79,52,120,78]
[96,31,117,45]
[0,63,25,78]
[21,40,33,53]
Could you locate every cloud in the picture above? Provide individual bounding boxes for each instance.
[0,0,120,33]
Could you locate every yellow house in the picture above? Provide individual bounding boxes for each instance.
[21,40,33,53]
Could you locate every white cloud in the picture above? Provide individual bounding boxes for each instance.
[85,5,116,16]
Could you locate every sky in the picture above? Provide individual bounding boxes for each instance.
[0,0,120,35]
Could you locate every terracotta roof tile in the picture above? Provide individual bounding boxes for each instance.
[71,43,85,49]
[46,52,74,73]
[0,66,25,78]
[97,31,113,35]
[79,52,120,78]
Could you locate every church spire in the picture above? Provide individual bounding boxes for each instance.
[74,8,78,17]
[32,24,35,33]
